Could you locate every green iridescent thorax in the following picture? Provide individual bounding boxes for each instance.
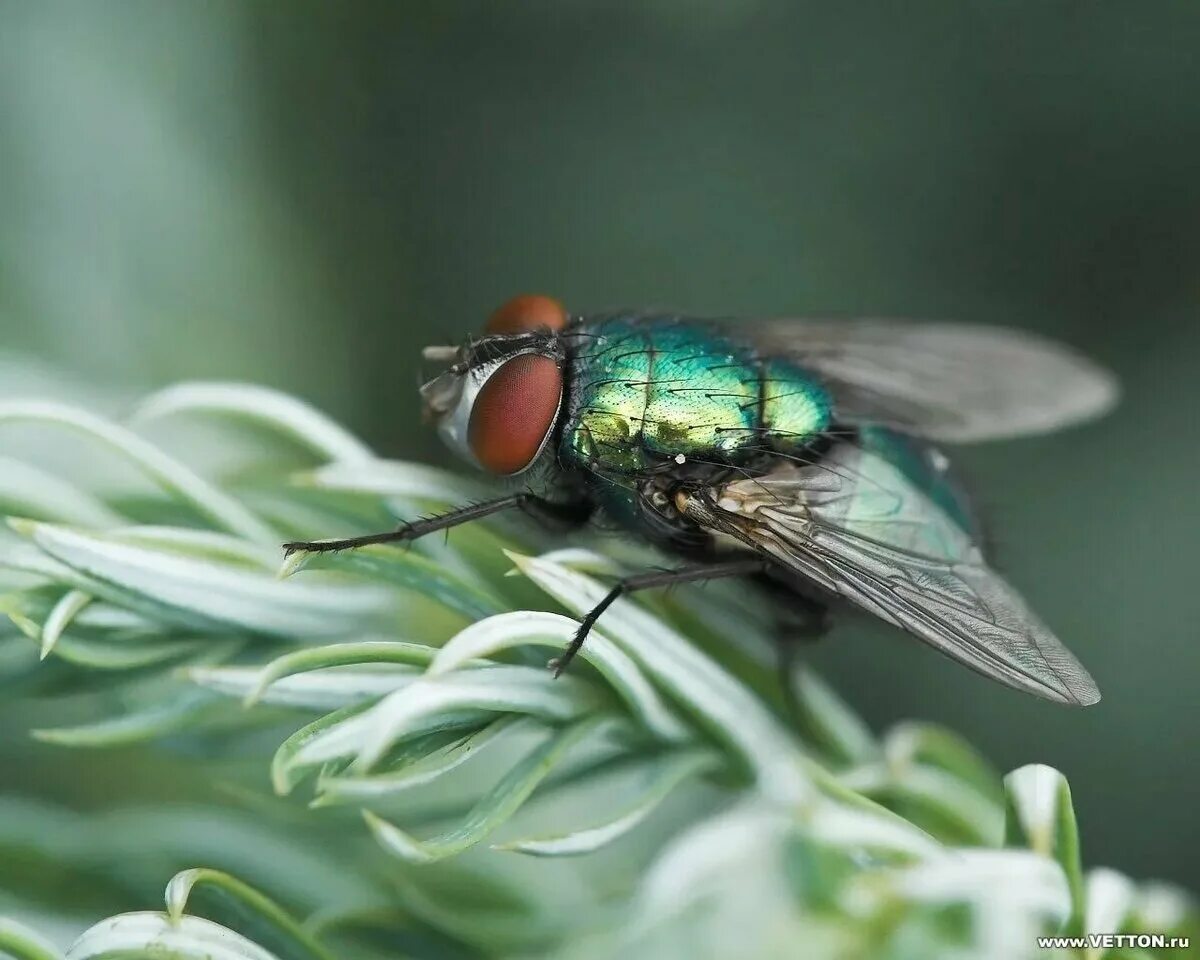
[559,316,832,483]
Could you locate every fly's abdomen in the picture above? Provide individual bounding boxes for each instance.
[562,316,833,476]
[856,425,981,542]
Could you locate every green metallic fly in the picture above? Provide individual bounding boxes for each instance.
[284,294,1118,706]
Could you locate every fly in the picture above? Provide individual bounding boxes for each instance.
[284,294,1118,706]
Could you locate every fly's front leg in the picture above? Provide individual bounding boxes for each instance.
[551,557,769,677]
[282,493,590,556]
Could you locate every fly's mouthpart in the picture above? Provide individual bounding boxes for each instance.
[419,370,464,425]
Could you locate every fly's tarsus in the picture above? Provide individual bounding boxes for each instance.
[281,527,417,556]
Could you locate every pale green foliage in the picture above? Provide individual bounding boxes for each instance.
[0,383,1193,960]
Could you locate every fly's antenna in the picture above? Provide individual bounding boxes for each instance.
[422,345,459,363]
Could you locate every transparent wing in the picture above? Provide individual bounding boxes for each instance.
[742,319,1118,442]
[686,437,1100,705]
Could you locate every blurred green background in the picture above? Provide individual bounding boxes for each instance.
[0,0,1196,892]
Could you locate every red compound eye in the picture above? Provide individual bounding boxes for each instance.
[485,294,568,334]
[468,354,563,474]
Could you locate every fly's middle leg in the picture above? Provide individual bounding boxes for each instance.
[551,557,769,676]
[773,594,843,745]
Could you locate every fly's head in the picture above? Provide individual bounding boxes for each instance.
[420,295,570,478]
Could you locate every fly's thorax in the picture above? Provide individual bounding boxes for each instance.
[559,315,833,479]
[559,316,654,476]
[637,322,760,457]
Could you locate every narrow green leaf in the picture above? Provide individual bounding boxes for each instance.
[0,456,124,527]
[132,382,376,465]
[1129,882,1196,938]
[638,802,796,923]
[0,591,43,639]
[239,491,392,546]
[281,544,502,622]
[886,722,1003,804]
[495,748,719,857]
[0,543,105,595]
[314,716,523,805]
[1,585,205,670]
[842,762,1002,845]
[297,459,491,507]
[33,689,226,747]
[529,548,621,576]
[805,801,943,860]
[65,912,281,960]
[244,640,444,706]
[316,666,607,773]
[1004,763,1085,934]
[0,797,377,916]
[271,702,376,795]
[0,917,61,960]
[46,633,221,671]
[1083,868,1136,953]
[429,610,692,744]
[877,848,1072,949]
[40,589,91,659]
[63,600,156,633]
[0,402,276,543]
[655,577,777,671]
[111,527,279,569]
[165,869,335,960]
[364,715,610,863]
[12,520,395,638]
[791,668,878,767]
[191,663,421,711]
[508,552,812,804]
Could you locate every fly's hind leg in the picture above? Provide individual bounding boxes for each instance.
[774,594,832,730]
[551,557,768,676]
